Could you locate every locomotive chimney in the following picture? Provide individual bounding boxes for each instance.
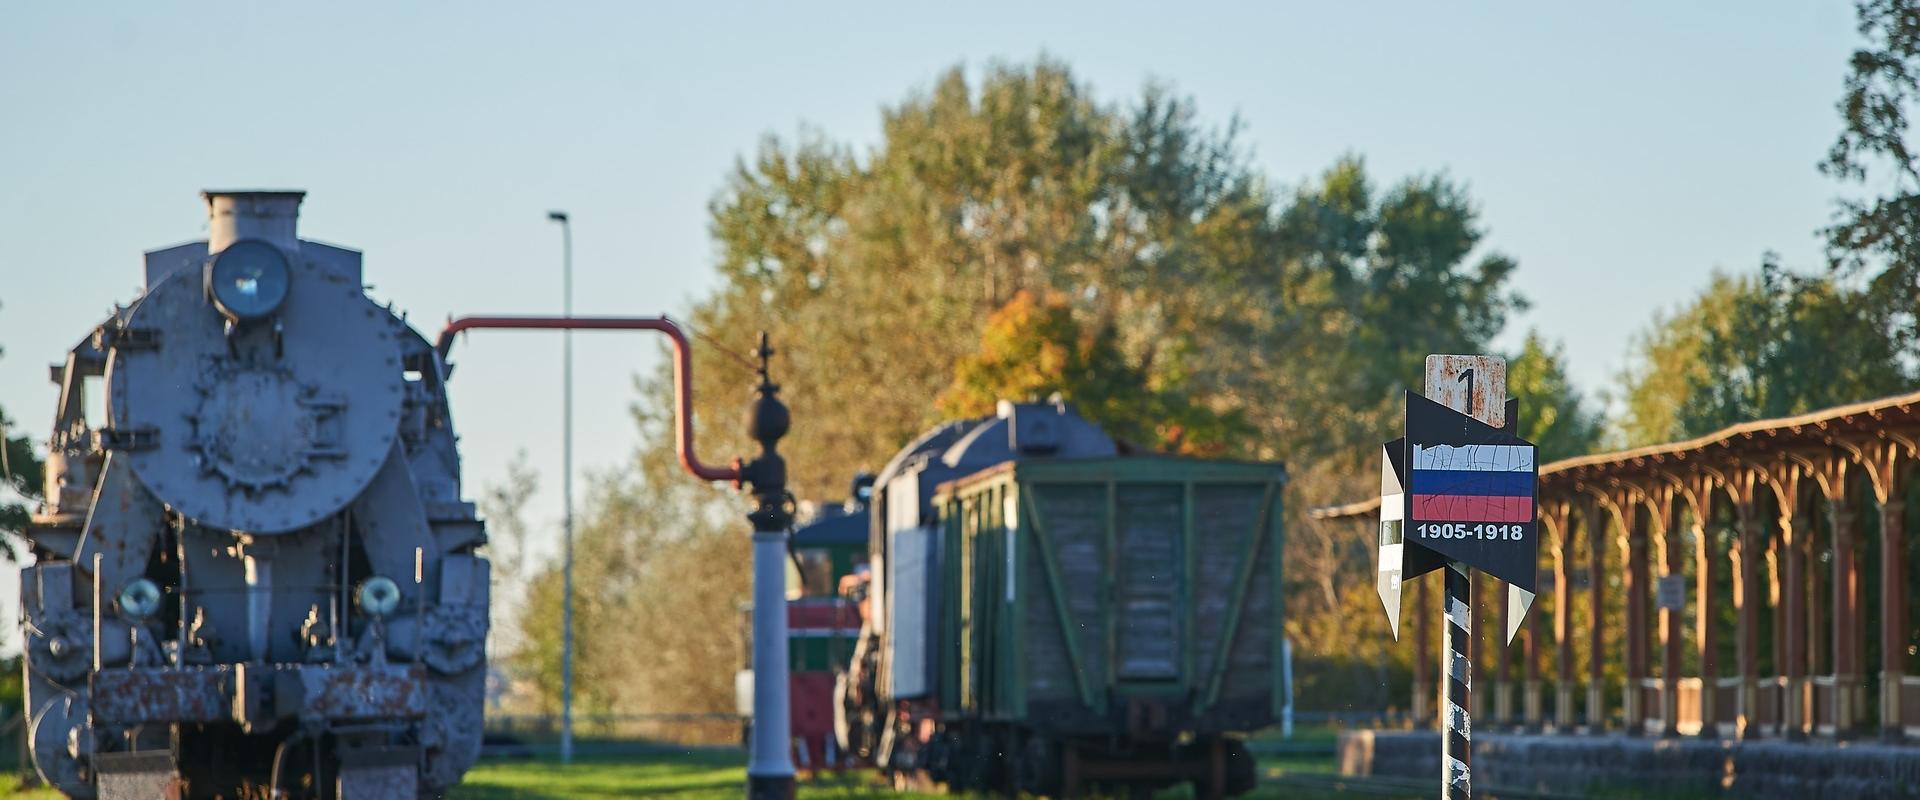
[203,190,305,253]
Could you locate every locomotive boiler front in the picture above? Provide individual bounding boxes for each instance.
[22,191,490,799]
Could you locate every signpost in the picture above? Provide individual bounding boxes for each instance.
[1376,355,1540,800]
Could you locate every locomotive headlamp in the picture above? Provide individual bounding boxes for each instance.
[117,578,163,621]
[357,576,402,619]
[205,239,291,322]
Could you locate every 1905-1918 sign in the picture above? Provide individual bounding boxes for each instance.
[1373,355,1541,800]
[1375,372,1541,643]
[1397,390,1538,589]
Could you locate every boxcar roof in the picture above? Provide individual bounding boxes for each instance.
[933,455,1287,498]
[791,507,869,546]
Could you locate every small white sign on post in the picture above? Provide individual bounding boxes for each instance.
[1657,574,1687,612]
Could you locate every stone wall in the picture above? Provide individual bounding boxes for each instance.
[1338,730,1920,799]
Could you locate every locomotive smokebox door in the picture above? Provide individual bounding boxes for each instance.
[106,225,405,534]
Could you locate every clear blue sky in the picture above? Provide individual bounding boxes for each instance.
[0,2,1862,644]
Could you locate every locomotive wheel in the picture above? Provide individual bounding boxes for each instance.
[29,694,91,799]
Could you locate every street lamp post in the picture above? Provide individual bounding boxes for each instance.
[547,210,575,766]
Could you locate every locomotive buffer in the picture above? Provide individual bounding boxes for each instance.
[1375,355,1539,800]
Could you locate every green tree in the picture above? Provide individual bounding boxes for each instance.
[1270,158,1526,464]
[1506,332,1603,463]
[0,407,40,546]
[1617,260,1910,447]
[1825,0,1920,350]
[0,318,47,559]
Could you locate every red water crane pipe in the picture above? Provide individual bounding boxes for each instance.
[434,315,743,483]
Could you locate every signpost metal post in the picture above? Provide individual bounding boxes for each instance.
[1443,561,1472,798]
[1377,355,1540,800]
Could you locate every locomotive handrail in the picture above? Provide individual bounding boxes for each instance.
[434,315,743,483]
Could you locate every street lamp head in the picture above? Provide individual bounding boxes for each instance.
[547,211,569,223]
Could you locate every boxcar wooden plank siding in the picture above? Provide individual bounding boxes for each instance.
[1022,527,1076,702]
[1024,498,1098,708]
[1116,485,1185,680]
[1034,483,1113,704]
[1202,482,1278,712]
[932,456,1287,736]
[1208,485,1282,711]
[1193,484,1264,700]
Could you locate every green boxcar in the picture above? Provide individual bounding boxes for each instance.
[933,456,1286,763]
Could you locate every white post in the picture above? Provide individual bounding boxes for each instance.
[1282,637,1295,739]
[747,528,796,796]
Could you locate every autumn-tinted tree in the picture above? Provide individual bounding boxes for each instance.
[692,61,1301,496]
[940,290,1251,453]
[518,60,1526,722]
[691,63,1523,494]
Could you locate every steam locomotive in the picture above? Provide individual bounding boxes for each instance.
[22,191,488,798]
[836,399,1285,798]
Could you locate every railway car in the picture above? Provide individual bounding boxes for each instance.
[837,399,1284,798]
[785,479,871,771]
[22,191,488,799]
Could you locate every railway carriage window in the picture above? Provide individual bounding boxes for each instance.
[790,547,834,598]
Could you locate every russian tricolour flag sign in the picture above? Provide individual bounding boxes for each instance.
[1410,444,1535,524]
[1389,389,1541,594]
[1378,360,1543,649]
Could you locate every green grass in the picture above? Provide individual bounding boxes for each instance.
[452,749,1394,800]
[451,751,939,799]
[0,776,59,799]
[0,744,1400,799]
